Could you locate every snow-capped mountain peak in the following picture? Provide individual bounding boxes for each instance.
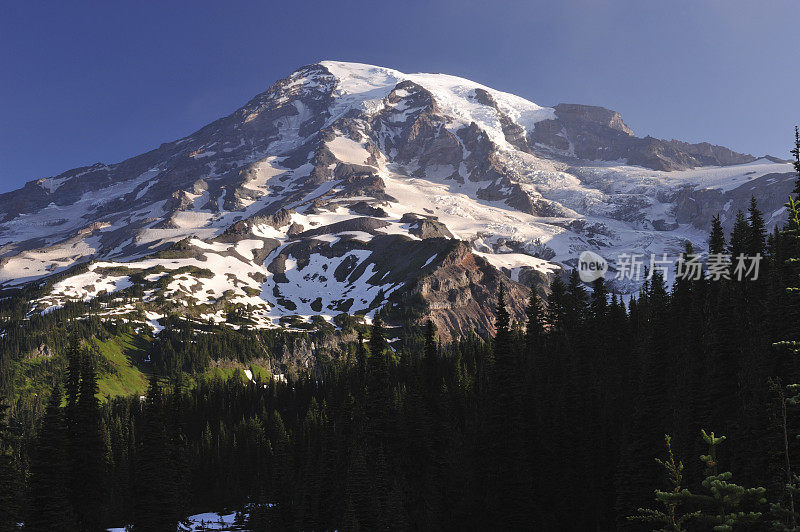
[319,60,555,147]
[0,61,793,336]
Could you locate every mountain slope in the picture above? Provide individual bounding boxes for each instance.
[0,61,793,336]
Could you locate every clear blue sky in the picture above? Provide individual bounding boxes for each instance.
[1,0,798,193]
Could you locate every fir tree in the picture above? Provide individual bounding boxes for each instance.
[546,275,568,332]
[168,372,189,521]
[772,474,800,531]
[692,430,767,530]
[771,134,800,529]
[565,269,588,335]
[634,431,766,532]
[774,194,800,362]
[482,282,528,528]
[792,126,800,195]
[729,209,750,262]
[132,374,179,532]
[491,283,513,389]
[386,481,410,531]
[590,276,609,323]
[26,384,74,531]
[710,214,727,255]
[64,336,84,522]
[341,494,360,532]
[423,319,439,401]
[748,196,768,257]
[344,442,375,530]
[616,270,673,528]
[356,330,367,403]
[496,282,511,334]
[65,336,82,411]
[268,410,294,528]
[770,374,800,531]
[0,395,19,532]
[629,435,700,532]
[525,286,545,357]
[366,318,391,446]
[73,354,109,532]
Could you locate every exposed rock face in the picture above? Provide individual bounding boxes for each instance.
[27,344,55,359]
[672,171,796,231]
[0,60,793,339]
[413,243,535,341]
[552,103,635,136]
[401,214,454,240]
[531,103,757,171]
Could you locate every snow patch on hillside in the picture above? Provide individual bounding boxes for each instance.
[107,509,241,531]
[326,136,371,165]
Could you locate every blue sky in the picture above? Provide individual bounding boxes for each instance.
[1,0,798,193]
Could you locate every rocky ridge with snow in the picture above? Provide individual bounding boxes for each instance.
[0,61,793,337]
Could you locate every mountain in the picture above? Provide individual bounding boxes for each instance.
[0,61,793,337]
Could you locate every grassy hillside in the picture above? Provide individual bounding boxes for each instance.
[191,362,274,386]
[9,327,281,410]
[91,333,151,399]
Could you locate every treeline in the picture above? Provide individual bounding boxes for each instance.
[0,137,799,530]
[0,302,317,425]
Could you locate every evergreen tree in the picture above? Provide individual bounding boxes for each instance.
[692,430,766,530]
[423,319,439,401]
[772,474,800,531]
[616,271,673,528]
[366,318,391,446]
[26,384,74,531]
[481,283,528,528]
[64,336,84,522]
[344,442,374,530]
[525,287,545,358]
[748,196,768,257]
[710,214,727,255]
[729,209,750,261]
[356,330,367,403]
[168,372,189,521]
[771,140,800,529]
[564,269,589,335]
[792,126,800,195]
[634,431,766,531]
[341,494,360,532]
[73,354,109,532]
[774,194,800,364]
[546,275,568,332]
[629,435,700,532]
[65,336,82,411]
[0,395,18,532]
[590,276,608,323]
[132,375,179,531]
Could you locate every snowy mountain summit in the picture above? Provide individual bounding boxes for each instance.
[0,61,793,336]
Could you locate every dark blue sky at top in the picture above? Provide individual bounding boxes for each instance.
[1,0,798,193]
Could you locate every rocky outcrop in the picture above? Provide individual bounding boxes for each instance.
[531,103,757,171]
[473,88,530,152]
[552,103,635,136]
[27,343,55,359]
[673,171,796,231]
[401,213,454,239]
[410,243,554,341]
